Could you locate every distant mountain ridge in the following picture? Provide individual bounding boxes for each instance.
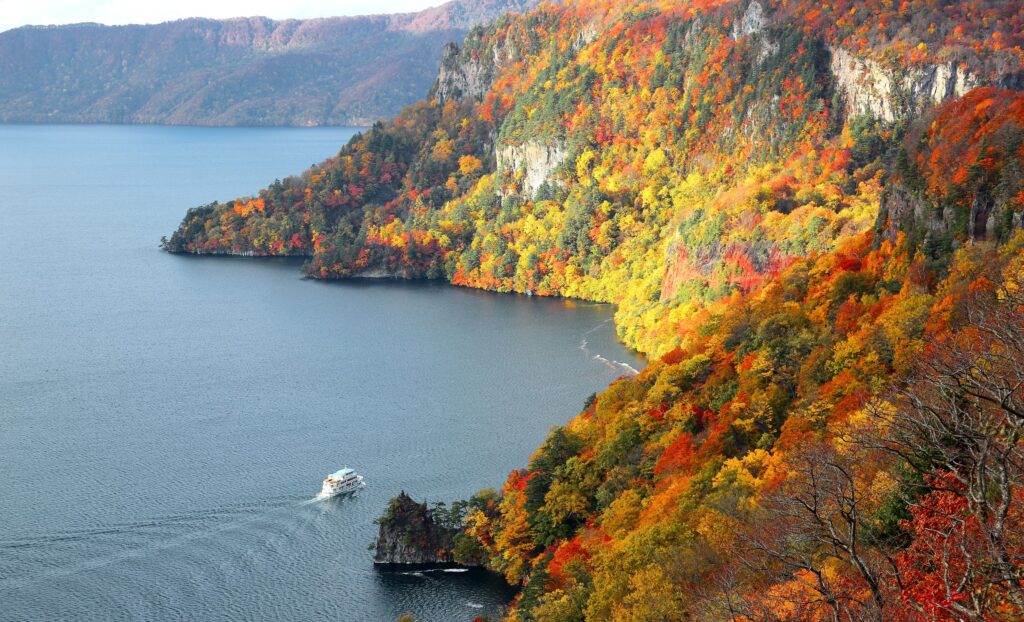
[0,0,540,126]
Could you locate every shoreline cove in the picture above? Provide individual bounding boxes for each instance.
[2,123,643,621]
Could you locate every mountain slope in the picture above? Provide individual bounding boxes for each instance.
[163,0,1023,353]
[166,1,1024,619]
[0,0,539,126]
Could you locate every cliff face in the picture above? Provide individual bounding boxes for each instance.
[433,38,509,103]
[722,1,989,125]
[829,46,980,122]
[430,6,535,104]
[496,140,567,197]
[373,492,464,566]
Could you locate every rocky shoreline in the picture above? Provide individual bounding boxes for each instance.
[372,492,482,569]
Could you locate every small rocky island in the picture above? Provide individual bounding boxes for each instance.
[372,492,482,567]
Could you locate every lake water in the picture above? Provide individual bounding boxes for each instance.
[0,125,643,621]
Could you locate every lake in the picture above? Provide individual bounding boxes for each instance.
[0,125,643,621]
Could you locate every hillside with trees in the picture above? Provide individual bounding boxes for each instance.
[166,1,1024,619]
[0,0,539,126]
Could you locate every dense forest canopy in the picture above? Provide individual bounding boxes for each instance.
[166,1,1024,619]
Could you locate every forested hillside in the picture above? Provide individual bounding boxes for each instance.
[166,1,1024,619]
[0,0,538,126]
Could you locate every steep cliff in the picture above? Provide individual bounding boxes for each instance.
[432,32,517,103]
[829,45,980,122]
[496,140,567,197]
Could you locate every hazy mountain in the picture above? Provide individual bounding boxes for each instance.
[0,0,540,126]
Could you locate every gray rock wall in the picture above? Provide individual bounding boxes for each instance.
[829,46,980,122]
[497,141,567,198]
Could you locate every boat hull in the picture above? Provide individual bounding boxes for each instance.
[320,475,364,497]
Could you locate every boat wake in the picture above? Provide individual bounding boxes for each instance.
[579,320,640,376]
[0,497,303,590]
[591,352,640,375]
[302,490,361,505]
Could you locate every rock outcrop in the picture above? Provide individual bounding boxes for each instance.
[829,46,980,122]
[731,0,767,39]
[497,140,568,197]
[432,28,521,103]
[729,1,779,64]
[372,492,464,566]
[434,41,495,102]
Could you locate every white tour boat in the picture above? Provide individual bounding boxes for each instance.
[320,467,364,497]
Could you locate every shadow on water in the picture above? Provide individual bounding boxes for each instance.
[165,251,308,271]
[375,566,518,617]
[166,249,632,316]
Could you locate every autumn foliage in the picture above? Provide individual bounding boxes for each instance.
[163,1,1024,619]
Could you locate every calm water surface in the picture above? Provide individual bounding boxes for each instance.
[0,125,643,621]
